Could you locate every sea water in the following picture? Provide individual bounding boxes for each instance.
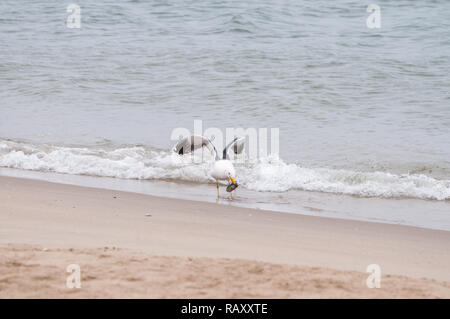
[1,1,449,229]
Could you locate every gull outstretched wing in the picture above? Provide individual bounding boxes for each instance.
[172,135,219,160]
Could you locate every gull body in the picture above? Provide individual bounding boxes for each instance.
[211,159,236,199]
[173,135,244,200]
[211,159,235,182]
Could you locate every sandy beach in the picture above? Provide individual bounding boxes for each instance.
[1,175,449,298]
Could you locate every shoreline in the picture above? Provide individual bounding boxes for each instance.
[1,167,449,232]
[1,175,450,298]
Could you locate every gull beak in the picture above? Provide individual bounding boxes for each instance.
[226,176,238,193]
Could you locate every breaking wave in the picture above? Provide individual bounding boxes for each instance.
[0,139,449,201]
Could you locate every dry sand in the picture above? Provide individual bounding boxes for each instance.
[2,244,449,298]
[0,175,449,298]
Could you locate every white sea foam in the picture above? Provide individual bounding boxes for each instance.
[0,139,449,201]
[241,156,450,200]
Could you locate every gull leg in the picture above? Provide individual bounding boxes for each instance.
[229,191,233,201]
[216,181,220,199]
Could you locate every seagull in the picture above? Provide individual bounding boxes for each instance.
[173,135,244,199]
